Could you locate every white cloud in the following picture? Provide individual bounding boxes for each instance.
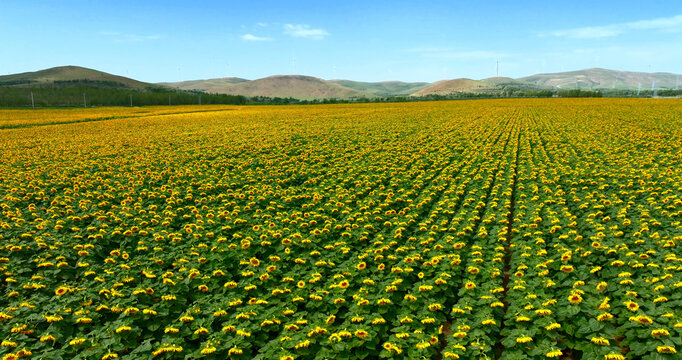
[241,34,273,41]
[257,22,268,27]
[283,24,329,39]
[548,14,682,39]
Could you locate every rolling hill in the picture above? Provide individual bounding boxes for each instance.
[2,66,680,102]
[411,78,498,96]
[328,80,431,96]
[482,77,551,91]
[217,75,368,99]
[0,65,163,90]
[160,77,250,93]
[161,75,369,99]
[519,68,680,90]
[162,68,680,98]
[0,66,248,107]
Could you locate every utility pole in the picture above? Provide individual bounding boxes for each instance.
[130,94,133,107]
[168,95,171,106]
[652,81,657,97]
[198,95,201,105]
[83,93,87,107]
[637,83,641,96]
[496,60,499,77]
[30,92,35,109]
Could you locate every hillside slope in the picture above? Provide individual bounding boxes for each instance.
[329,80,431,96]
[411,78,499,96]
[221,75,368,99]
[160,77,249,93]
[0,65,161,90]
[519,68,680,90]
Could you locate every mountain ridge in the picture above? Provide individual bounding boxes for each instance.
[2,66,680,99]
[0,65,164,91]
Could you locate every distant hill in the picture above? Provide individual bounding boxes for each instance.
[328,80,430,96]
[217,75,368,99]
[160,68,680,98]
[0,66,248,108]
[160,77,250,93]
[482,77,551,91]
[3,66,680,102]
[0,65,163,90]
[519,68,680,90]
[411,78,498,96]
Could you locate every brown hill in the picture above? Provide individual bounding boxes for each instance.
[159,77,249,93]
[220,75,368,99]
[0,65,160,90]
[411,78,498,96]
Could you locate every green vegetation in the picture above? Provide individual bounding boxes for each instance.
[0,84,247,107]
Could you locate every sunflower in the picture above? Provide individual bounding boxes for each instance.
[545,349,562,358]
[651,329,669,337]
[55,286,69,296]
[568,294,582,304]
[39,335,56,342]
[516,336,533,343]
[69,338,86,346]
[228,347,244,355]
[590,337,610,345]
[116,326,132,333]
[194,327,209,335]
[624,301,639,312]
[657,346,676,354]
[545,323,561,331]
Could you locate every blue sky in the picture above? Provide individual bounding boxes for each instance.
[1,1,681,82]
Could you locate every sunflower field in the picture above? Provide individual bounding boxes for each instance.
[0,99,681,360]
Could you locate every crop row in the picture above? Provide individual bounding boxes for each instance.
[0,99,681,360]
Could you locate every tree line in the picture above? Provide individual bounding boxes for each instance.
[0,85,247,107]
[2,83,679,108]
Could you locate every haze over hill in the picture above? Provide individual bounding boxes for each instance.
[327,80,431,96]
[160,77,249,93]
[519,68,681,90]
